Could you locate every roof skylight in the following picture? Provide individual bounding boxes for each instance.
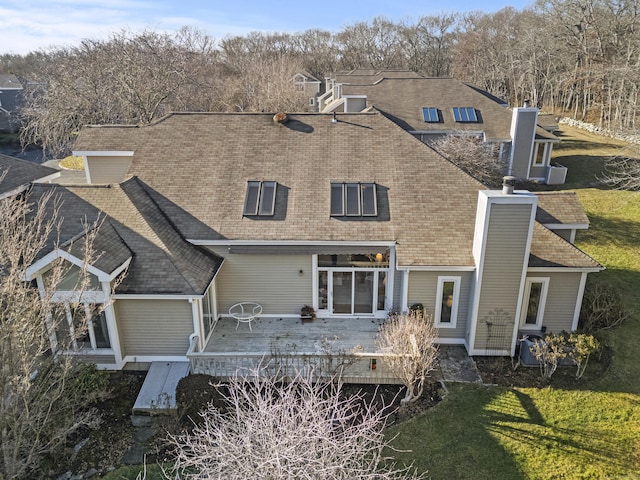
[422,107,440,123]
[243,181,277,216]
[452,107,478,122]
[331,182,377,217]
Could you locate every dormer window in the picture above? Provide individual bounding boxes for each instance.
[331,182,377,217]
[452,107,478,122]
[244,181,277,216]
[422,107,440,123]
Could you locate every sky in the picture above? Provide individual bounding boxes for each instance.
[0,0,532,55]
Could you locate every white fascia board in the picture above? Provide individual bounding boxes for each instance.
[121,355,188,364]
[0,185,28,200]
[397,265,475,272]
[482,190,538,204]
[73,150,134,157]
[24,249,111,281]
[36,172,62,184]
[109,257,132,281]
[189,239,396,247]
[343,94,367,99]
[111,293,198,300]
[527,266,604,273]
[435,338,466,345]
[543,223,589,230]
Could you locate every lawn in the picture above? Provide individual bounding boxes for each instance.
[388,125,640,479]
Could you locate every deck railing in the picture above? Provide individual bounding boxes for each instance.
[187,336,401,384]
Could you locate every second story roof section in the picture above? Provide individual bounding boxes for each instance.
[0,74,24,133]
[0,154,60,199]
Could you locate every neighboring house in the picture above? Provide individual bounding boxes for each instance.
[13,111,600,382]
[0,154,60,199]
[319,71,566,185]
[0,74,24,133]
[292,71,323,111]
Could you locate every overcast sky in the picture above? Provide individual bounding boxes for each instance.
[1,0,532,55]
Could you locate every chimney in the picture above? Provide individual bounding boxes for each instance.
[509,105,539,179]
[273,112,289,124]
[502,176,516,194]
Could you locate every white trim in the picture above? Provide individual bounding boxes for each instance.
[111,293,200,300]
[434,276,461,329]
[189,297,203,351]
[542,223,589,230]
[401,270,409,312]
[519,277,549,329]
[468,348,511,356]
[468,191,491,351]
[51,290,107,303]
[397,265,475,272]
[436,338,467,345]
[121,355,188,364]
[36,172,62,184]
[102,281,123,365]
[527,267,603,273]
[387,247,396,311]
[25,248,131,282]
[73,150,134,157]
[571,272,589,331]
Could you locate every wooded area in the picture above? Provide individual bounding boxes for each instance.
[2,0,640,156]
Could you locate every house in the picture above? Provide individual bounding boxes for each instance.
[319,71,566,185]
[292,71,323,111]
[0,74,24,133]
[16,111,600,383]
[0,154,60,199]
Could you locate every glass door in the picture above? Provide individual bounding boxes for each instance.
[332,271,353,314]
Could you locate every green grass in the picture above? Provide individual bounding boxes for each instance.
[388,125,640,479]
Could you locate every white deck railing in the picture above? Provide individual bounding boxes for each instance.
[187,336,401,384]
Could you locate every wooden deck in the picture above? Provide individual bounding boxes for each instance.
[204,316,385,354]
[188,316,401,384]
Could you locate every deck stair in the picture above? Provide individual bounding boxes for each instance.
[132,361,190,415]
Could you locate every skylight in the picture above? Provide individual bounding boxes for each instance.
[243,181,277,216]
[331,182,377,217]
[452,107,478,122]
[422,107,440,123]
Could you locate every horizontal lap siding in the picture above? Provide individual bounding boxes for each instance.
[86,156,132,184]
[115,299,193,357]
[209,248,312,315]
[532,272,581,334]
[407,271,472,339]
[474,204,533,352]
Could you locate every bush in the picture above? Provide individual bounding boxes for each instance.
[176,374,227,424]
[579,278,630,334]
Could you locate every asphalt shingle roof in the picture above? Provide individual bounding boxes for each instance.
[535,191,590,226]
[73,111,598,269]
[340,77,557,142]
[0,154,58,197]
[28,179,223,295]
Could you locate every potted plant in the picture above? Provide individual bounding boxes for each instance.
[300,305,316,323]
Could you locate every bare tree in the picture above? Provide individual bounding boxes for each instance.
[601,143,640,190]
[376,312,438,405]
[169,369,424,479]
[0,186,109,478]
[429,133,507,187]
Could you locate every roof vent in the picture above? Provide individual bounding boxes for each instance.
[523,99,531,108]
[273,112,289,124]
[502,176,516,195]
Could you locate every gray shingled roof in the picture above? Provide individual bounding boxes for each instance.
[0,74,22,90]
[73,111,598,269]
[340,77,557,142]
[0,154,59,197]
[535,191,590,226]
[28,179,223,295]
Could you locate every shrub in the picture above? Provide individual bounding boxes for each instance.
[579,278,630,334]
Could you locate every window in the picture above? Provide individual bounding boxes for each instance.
[520,278,549,329]
[243,181,277,216]
[330,182,377,217]
[422,107,440,123]
[434,276,461,328]
[51,303,111,352]
[532,142,546,167]
[452,107,478,122]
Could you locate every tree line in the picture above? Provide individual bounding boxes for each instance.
[2,0,640,156]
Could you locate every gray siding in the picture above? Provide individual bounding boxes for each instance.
[510,109,537,179]
[115,299,193,357]
[86,156,132,184]
[529,165,547,178]
[407,271,472,340]
[473,203,533,352]
[209,247,312,315]
[345,97,367,112]
[522,272,582,334]
[550,229,573,242]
